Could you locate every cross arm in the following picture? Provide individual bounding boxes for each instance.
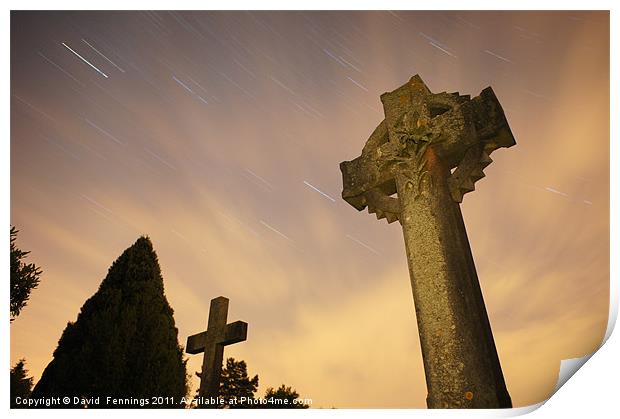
[221,320,248,345]
[340,120,403,223]
[341,120,395,208]
[185,321,248,354]
[186,331,207,354]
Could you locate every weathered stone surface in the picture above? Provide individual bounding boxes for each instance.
[340,75,514,408]
[186,296,247,401]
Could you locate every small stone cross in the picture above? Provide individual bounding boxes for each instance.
[186,296,247,400]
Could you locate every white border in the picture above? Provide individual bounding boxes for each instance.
[3,2,617,418]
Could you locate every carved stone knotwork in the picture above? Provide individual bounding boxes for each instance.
[341,75,515,217]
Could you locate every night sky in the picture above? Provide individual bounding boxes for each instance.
[10,11,609,407]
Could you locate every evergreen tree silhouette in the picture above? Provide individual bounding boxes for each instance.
[217,357,259,408]
[10,359,33,408]
[10,226,42,321]
[32,236,188,408]
[263,384,309,408]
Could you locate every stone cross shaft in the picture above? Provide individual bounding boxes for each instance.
[186,296,247,400]
[340,75,515,408]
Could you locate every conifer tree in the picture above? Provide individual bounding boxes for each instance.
[32,236,188,408]
[10,359,33,408]
[217,357,259,408]
[214,358,309,409]
[10,226,42,321]
[263,384,309,408]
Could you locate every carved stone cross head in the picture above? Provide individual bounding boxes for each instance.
[340,75,515,223]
